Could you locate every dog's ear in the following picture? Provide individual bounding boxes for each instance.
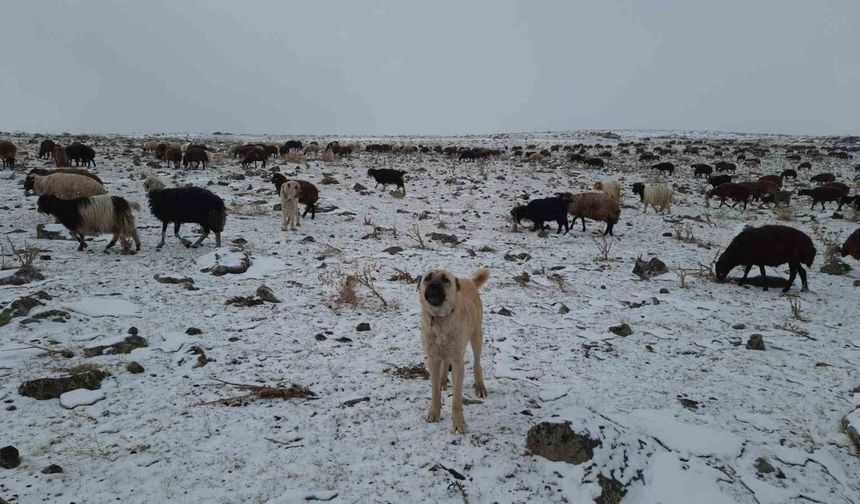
[416,275,421,290]
[455,278,461,291]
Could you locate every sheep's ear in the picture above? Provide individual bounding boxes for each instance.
[455,278,461,291]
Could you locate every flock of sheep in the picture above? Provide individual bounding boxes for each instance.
[2,134,860,294]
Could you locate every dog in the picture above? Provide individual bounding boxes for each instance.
[418,267,489,433]
[280,180,301,231]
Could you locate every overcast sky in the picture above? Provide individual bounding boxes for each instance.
[2,0,858,136]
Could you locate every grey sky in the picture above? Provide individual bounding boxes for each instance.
[3,0,858,136]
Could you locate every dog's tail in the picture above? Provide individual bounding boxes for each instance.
[472,268,490,289]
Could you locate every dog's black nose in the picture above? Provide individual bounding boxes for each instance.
[424,282,445,307]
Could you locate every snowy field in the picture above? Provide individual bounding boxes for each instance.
[0,130,858,503]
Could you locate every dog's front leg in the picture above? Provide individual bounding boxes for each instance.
[451,359,466,433]
[425,356,443,423]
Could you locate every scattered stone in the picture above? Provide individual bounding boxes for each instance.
[382,246,404,255]
[201,249,251,276]
[154,274,196,290]
[36,223,68,240]
[633,257,668,279]
[341,397,370,408]
[353,183,367,192]
[854,280,860,287]
[84,335,148,357]
[525,422,599,464]
[225,295,264,307]
[314,334,327,341]
[181,346,213,368]
[301,236,315,243]
[128,326,139,335]
[385,363,429,380]
[495,307,513,317]
[754,457,776,474]
[426,232,459,245]
[186,327,202,335]
[356,323,371,332]
[0,446,20,469]
[19,369,107,400]
[732,323,746,330]
[820,261,851,276]
[596,475,627,504]
[609,323,633,337]
[126,361,144,374]
[18,309,70,325]
[41,464,63,474]
[320,175,339,185]
[659,288,669,294]
[746,334,765,351]
[0,265,45,286]
[504,252,531,262]
[334,337,353,343]
[678,397,699,411]
[0,291,50,327]
[557,303,570,314]
[843,408,859,452]
[256,285,281,303]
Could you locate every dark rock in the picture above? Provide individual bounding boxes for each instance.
[273,203,282,211]
[843,411,860,453]
[226,295,264,307]
[504,252,531,262]
[84,335,148,357]
[382,246,404,255]
[126,361,145,374]
[36,223,69,240]
[557,303,570,314]
[203,250,251,276]
[678,397,699,411]
[301,236,315,243]
[128,326,139,335]
[596,475,627,504]
[495,307,513,317]
[320,176,339,185]
[0,265,45,286]
[633,257,668,279]
[820,261,851,276]
[0,446,20,469]
[341,396,370,408]
[732,323,746,330]
[659,288,669,294]
[754,457,775,474]
[356,323,371,332]
[18,309,70,325]
[746,334,765,351]
[154,274,195,288]
[181,346,213,368]
[19,369,107,400]
[609,323,632,337]
[41,464,63,474]
[0,291,50,327]
[335,337,353,343]
[256,285,281,303]
[426,232,459,245]
[353,183,367,192]
[314,334,327,341]
[525,422,599,464]
[186,327,202,335]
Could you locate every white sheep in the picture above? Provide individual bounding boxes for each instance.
[594,180,621,204]
[280,180,302,231]
[30,173,106,199]
[632,183,673,214]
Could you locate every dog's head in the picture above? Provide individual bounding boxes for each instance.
[283,180,301,199]
[418,269,460,316]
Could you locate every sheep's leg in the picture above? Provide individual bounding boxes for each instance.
[105,234,118,251]
[157,222,168,249]
[759,265,768,291]
[130,227,141,252]
[174,223,191,247]
[192,228,209,248]
[302,205,310,218]
[785,263,798,292]
[310,204,316,220]
[214,232,221,247]
[797,265,808,292]
[75,233,87,251]
[605,222,614,236]
[740,264,752,284]
[581,218,587,232]
[400,183,406,195]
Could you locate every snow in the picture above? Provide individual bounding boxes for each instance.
[59,388,106,409]
[0,129,858,503]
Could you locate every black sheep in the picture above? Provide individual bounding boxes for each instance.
[65,143,96,167]
[708,174,732,187]
[651,162,674,175]
[716,225,816,292]
[706,183,752,209]
[585,157,605,167]
[279,140,303,155]
[780,169,797,180]
[810,173,836,184]
[798,186,845,211]
[715,161,736,173]
[182,148,209,169]
[510,197,569,234]
[367,168,406,193]
[39,139,56,159]
[144,177,226,249]
[692,163,713,177]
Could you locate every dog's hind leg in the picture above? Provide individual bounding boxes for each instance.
[471,332,487,398]
[440,360,449,390]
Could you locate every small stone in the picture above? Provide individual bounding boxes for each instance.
[746,334,765,351]
[341,397,370,408]
[256,285,281,303]
[659,288,669,294]
[609,323,633,337]
[820,261,851,276]
[525,422,598,464]
[356,323,371,332]
[84,335,148,357]
[335,336,353,343]
[41,464,63,474]
[382,246,404,255]
[854,280,860,287]
[314,334,327,341]
[0,446,20,469]
[496,307,513,317]
[353,183,367,192]
[126,361,145,374]
[557,303,570,314]
[186,327,202,335]
[732,323,746,330]
[128,326,139,335]
[301,236,315,243]
[754,457,776,474]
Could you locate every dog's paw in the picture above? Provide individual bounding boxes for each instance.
[451,417,468,434]
[474,383,487,398]
[425,409,441,423]
[440,378,449,391]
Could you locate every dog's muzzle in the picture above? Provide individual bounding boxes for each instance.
[424,282,446,307]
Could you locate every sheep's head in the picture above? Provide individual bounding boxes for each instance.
[143,176,165,192]
[271,173,287,192]
[631,182,645,198]
[24,174,35,195]
[36,194,59,215]
[366,169,376,177]
[714,251,732,281]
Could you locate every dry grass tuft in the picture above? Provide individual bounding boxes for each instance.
[385,363,429,380]
[199,378,316,406]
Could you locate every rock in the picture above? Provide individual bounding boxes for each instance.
[596,475,627,504]
[256,285,281,303]
[633,257,668,279]
[314,334,327,341]
[504,252,532,262]
[382,246,404,255]
[843,408,859,452]
[128,326,139,335]
[732,323,746,330]
[353,183,367,192]
[659,288,669,294]
[855,280,860,287]
[225,295,263,307]
[609,323,633,337]
[60,388,106,409]
[185,327,202,335]
[754,457,776,474]
[199,249,251,276]
[746,334,765,351]
[0,291,50,327]
[154,274,195,290]
[273,203,282,211]
[126,361,144,374]
[84,335,148,357]
[557,303,570,314]
[18,309,70,325]
[426,232,459,245]
[341,397,370,408]
[320,175,339,185]
[180,346,213,368]
[525,422,599,464]
[19,369,107,400]
[0,265,45,286]
[356,322,371,332]
[0,446,20,469]
[820,261,851,276]
[41,464,63,474]
[36,223,68,240]
[334,337,353,343]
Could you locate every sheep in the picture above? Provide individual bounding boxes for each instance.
[639,153,659,162]
[37,194,141,253]
[65,143,96,167]
[761,190,791,207]
[706,183,752,210]
[780,169,797,180]
[143,140,160,153]
[754,180,781,201]
[822,181,850,197]
[594,180,621,204]
[272,173,319,219]
[279,180,302,231]
[304,143,320,155]
[842,228,860,260]
[25,168,103,195]
[165,147,182,168]
[154,143,169,160]
[39,139,56,159]
[651,162,675,175]
[182,147,209,169]
[560,192,621,235]
[758,175,782,188]
[509,197,570,233]
[716,225,815,292]
[528,152,544,162]
[708,174,732,187]
[692,163,713,178]
[279,140,303,154]
[0,140,16,167]
[241,148,266,168]
[28,173,106,199]
[143,175,226,249]
[797,186,845,211]
[811,173,835,184]
[715,161,736,173]
[798,161,812,169]
[367,168,406,193]
[585,157,605,168]
[631,183,673,214]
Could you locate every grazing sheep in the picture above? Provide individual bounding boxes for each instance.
[163,147,182,168]
[715,161,736,173]
[716,225,815,292]
[811,173,836,184]
[367,168,406,193]
[706,183,752,210]
[53,146,70,167]
[594,180,621,204]
[585,157,605,168]
[28,173,106,199]
[182,147,209,169]
[744,158,762,167]
[279,140,303,154]
[143,175,226,249]
[761,190,792,207]
[0,140,16,167]
[708,174,732,187]
[631,183,673,214]
[143,140,160,153]
[528,152,544,162]
[304,143,320,155]
[510,197,569,233]
[65,143,96,167]
[561,192,621,236]
[37,194,141,253]
[758,175,782,188]
[823,181,850,197]
[458,150,476,161]
[639,153,659,162]
[272,173,319,219]
[797,186,845,211]
[842,228,860,260]
[39,139,56,159]
[154,143,169,160]
[755,180,781,201]
[651,162,674,175]
[780,169,797,180]
[241,148,266,168]
[25,168,103,195]
[693,163,713,177]
[279,180,302,231]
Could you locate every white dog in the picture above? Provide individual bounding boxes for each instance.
[280,180,301,231]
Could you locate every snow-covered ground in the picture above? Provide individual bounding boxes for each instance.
[0,130,858,503]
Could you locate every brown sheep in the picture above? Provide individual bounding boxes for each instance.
[272,173,319,219]
[842,228,860,260]
[559,192,620,236]
[716,225,815,292]
[155,143,169,160]
[39,139,56,159]
[182,148,209,169]
[165,147,182,168]
[242,148,267,168]
[797,186,845,211]
[0,140,17,167]
[25,168,103,195]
